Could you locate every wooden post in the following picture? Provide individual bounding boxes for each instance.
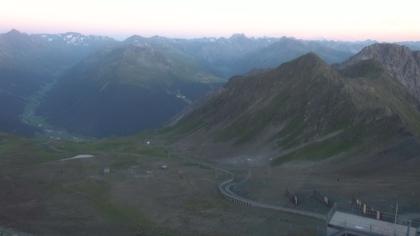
[406,220,411,236]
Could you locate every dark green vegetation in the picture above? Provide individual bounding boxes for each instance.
[3,29,420,139]
[37,44,222,137]
[168,44,420,168]
[0,133,324,236]
[3,30,420,235]
[0,29,376,138]
[0,30,116,136]
[163,44,420,231]
[35,34,373,138]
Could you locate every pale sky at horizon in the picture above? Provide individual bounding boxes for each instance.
[1,0,420,41]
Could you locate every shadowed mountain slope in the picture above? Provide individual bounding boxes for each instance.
[341,43,420,101]
[167,45,420,165]
[37,44,222,137]
[0,30,116,135]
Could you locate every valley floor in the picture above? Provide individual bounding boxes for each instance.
[0,136,323,236]
[1,134,420,235]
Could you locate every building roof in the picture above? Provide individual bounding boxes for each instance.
[329,211,417,236]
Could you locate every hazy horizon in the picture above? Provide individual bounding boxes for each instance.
[2,0,420,42]
[2,28,418,43]
[0,28,381,42]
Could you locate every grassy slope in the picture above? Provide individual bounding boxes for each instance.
[0,134,181,235]
[0,133,324,235]
[167,54,353,147]
[65,44,223,89]
[36,44,224,137]
[166,54,420,165]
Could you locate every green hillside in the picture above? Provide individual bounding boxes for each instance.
[167,50,420,165]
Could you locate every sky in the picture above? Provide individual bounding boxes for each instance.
[1,0,420,41]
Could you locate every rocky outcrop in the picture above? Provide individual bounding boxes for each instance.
[341,43,420,101]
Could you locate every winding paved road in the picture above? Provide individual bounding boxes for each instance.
[217,169,327,221]
[216,168,418,235]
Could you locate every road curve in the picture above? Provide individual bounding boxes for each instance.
[166,156,327,222]
[217,172,327,221]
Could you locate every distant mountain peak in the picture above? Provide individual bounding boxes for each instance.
[4,29,26,38]
[356,43,413,60]
[282,52,329,71]
[229,33,248,40]
[341,43,418,70]
[365,42,410,50]
[2,29,31,42]
[62,32,83,36]
[295,52,324,63]
[342,43,420,101]
[6,29,21,35]
[169,43,420,164]
[124,35,147,44]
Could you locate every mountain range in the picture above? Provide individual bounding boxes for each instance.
[0,30,116,135]
[36,44,222,137]
[167,43,420,167]
[3,29,420,235]
[2,29,420,138]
